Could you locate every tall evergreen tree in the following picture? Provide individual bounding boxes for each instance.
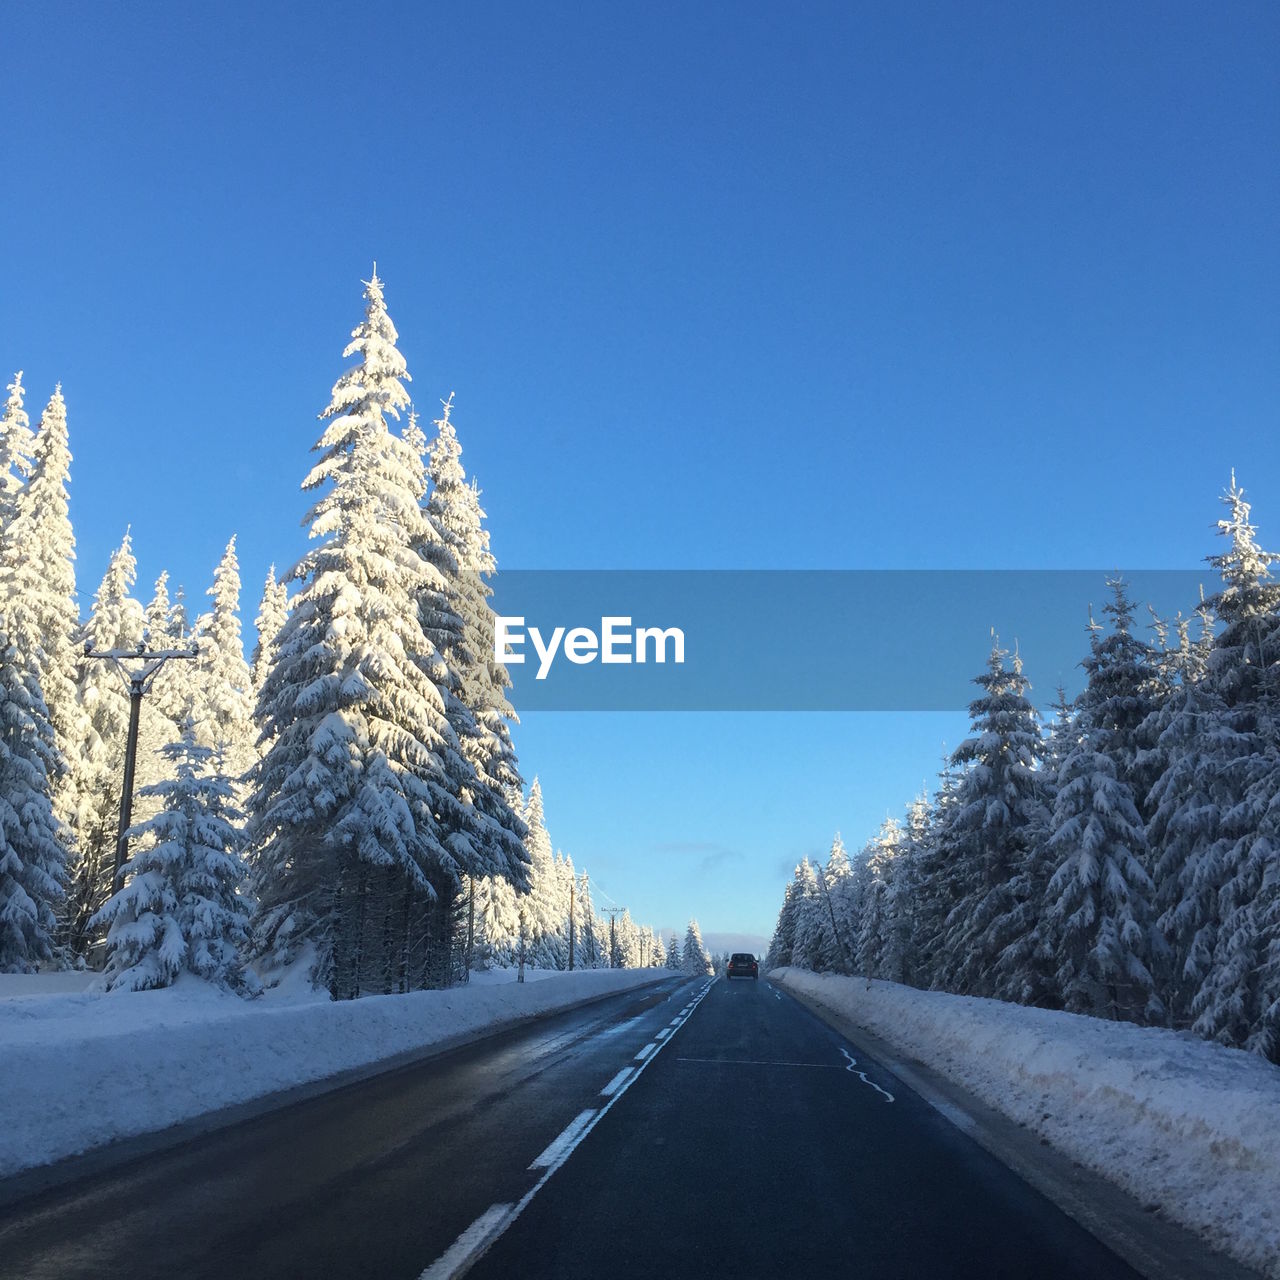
[1189,477,1280,1052]
[250,564,289,704]
[682,917,711,976]
[0,386,79,826]
[94,724,252,992]
[1044,607,1162,1022]
[0,371,34,524]
[0,613,65,971]
[190,536,255,789]
[249,270,474,997]
[935,642,1050,999]
[418,394,527,894]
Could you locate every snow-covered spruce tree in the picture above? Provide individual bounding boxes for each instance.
[905,762,958,990]
[519,779,566,968]
[249,270,475,998]
[665,932,682,969]
[682,918,711,976]
[0,611,66,971]
[821,833,857,973]
[887,793,930,988]
[0,371,34,523]
[1,386,79,776]
[1187,477,1280,1052]
[402,399,528,982]
[789,857,829,971]
[1043,608,1163,1022]
[189,536,255,793]
[64,533,146,961]
[857,818,907,982]
[250,564,289,706]
[93,724,252,992]
[417,397,527,891]
[1145,612,1247,1027]
[932,642,1050,1001]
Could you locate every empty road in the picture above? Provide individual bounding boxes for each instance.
[0,975,1146,1279]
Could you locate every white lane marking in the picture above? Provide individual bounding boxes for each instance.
[840,1047,895,1102]
[418,1202,513,1279]
[528,1109,597,1170]
[774,992,782,1001]
[655,1028,672,1040]
[421,980,715,1278]
[600,1067,633,1097]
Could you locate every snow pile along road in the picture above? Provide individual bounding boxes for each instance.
[773,968,1280,1278]
[1,967,668,1179]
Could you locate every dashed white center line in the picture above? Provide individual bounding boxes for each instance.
[418,1203,513,1279]
[655,1028,672,1040]
[600,1067,633,1097]
[528,1109,597,1170]
[422,980,715,1278]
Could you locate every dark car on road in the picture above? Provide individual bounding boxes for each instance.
[726,953,759,980]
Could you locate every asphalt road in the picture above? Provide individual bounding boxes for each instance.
[0,975,1145,1279]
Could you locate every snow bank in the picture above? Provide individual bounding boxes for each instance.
[774,968,1280,1278]
[2,967,668,1179]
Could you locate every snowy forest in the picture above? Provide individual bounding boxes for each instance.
[0,271,674,998]
[767,498,1280,1064]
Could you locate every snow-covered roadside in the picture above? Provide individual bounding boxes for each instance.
[2,967,669,1179]
[773,968,1280,1279]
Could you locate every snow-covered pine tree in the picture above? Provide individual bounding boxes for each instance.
[189,536,255,792]
[788,857,827,971]
[0,386,79,832]
[821,833,857,973]
[1188,477,1280,1052]
[857,818,904,982]
[403,396,528,980]
[934,642,1050,1000]
[519,779,566,968]
[1043,608,1163,1022]
[0,371,34,524]
[249,270,474,998]
[94,723,252,992]
[1084,579,1165,832]
[64,533,146,961]
[0,611,66,971]
[417,396,527,898]
[665,932,681,969]
[250,564,289,706]
[891,793,931,987]
[682,918,711,976]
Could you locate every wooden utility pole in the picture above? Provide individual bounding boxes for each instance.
[602,906,627,969]
[83,642,198,895]
[568,875,575,971]
[464,876,475,983]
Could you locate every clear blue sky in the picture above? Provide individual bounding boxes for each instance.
[4,2,1277,943]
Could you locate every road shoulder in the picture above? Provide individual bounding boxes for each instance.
[774,975,1264,1280]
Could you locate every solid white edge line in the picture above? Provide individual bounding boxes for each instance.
[418,1203,514,1280]
[421,980,716,1278]
[600,1066,633,1097]
[528,1108,597,1170]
